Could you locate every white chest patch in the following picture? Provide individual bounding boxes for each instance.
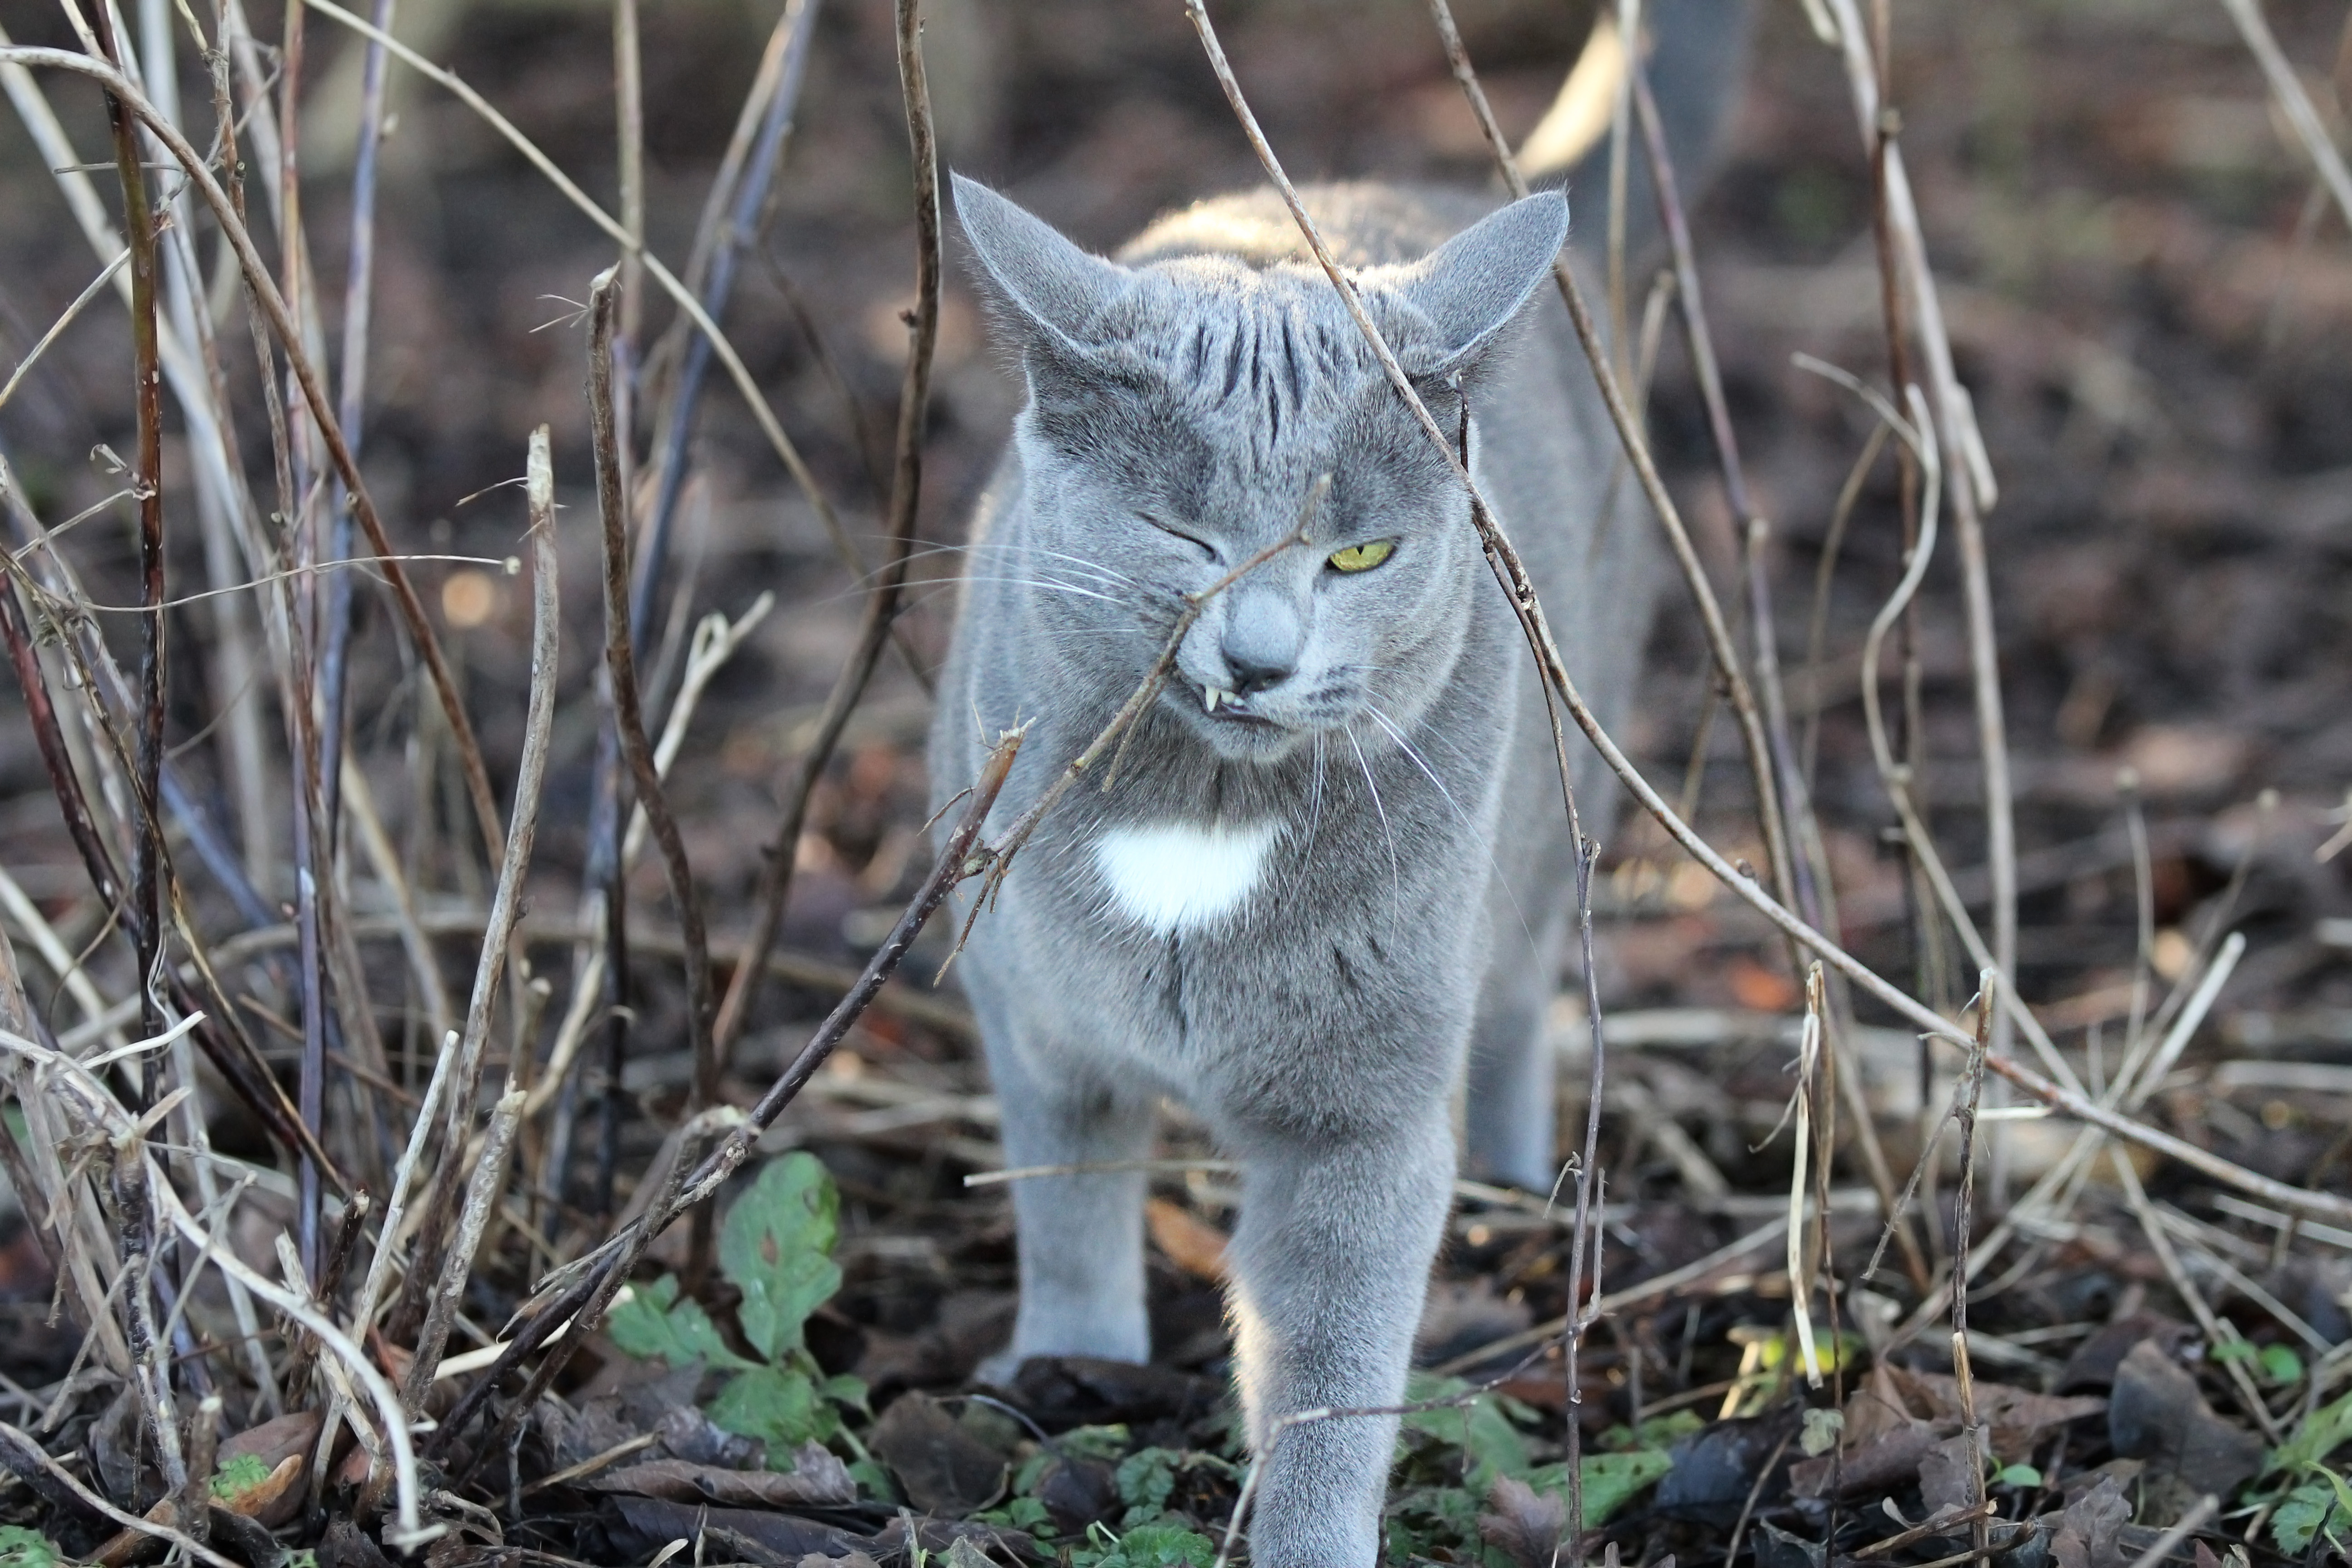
[1093,820,1281,936]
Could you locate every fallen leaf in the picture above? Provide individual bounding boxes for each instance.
[1478,1475,1566,1568]
[2058,1312,2196,1392]
[2052,1472,2129,1568]
[1145,1199,1228,1282]
[218,1411,322,1527]
[2109,1341,2264,1520]
[868,1392,1007,1515]
[1918,1435,1982,1516]
[587,1448,856,1509]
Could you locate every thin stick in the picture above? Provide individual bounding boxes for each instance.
[1621,55,1921,1289]
[0,248,127,410]
[1952,973,1993,1566]
[401,1087,523,1416]
[287,0,858,579]
[392,439,559,1337]
[1820,0,2016,1073]
[711,0,939,1062]
[634,0,823,644]
[0,1421,237,1568]
[1417,0,1798,923]
[2214,0,2352,230]
[0,44,504,867]
[1561,836,1608,1564]
[2122,1494,2219,1568]
[1175,2,2350,1235]
[88,0,169,1093]
[428,726,1027,1458]
[588,274,716,1116]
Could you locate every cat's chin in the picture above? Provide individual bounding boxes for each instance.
[1180,709,1315,764]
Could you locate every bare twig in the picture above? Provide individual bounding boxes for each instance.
[711,0,940,1062]
[0,44,504,868]
[393,438,559,1337]
[1417,0,1798,922]
[429,726,1027,1457]
[290,0,856,578]
[2215,0,2352,230]
[1180,0,2352,1243]
[1563,836,1608,1561]
[1952,974,1993,1564]
[588,273,717,1121]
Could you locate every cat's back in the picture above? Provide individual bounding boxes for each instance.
[1116,182,1493,272]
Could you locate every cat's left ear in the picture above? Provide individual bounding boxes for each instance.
[953,173,1133,358]
[1387,191,1569,381]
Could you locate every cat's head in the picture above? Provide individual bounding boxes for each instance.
[955,175,1567,764]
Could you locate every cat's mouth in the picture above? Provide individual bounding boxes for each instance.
[1196,683,1278,726]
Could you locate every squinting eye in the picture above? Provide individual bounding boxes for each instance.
[1326,539,1395,574]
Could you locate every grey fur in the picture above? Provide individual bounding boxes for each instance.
[925,10,1744,1556]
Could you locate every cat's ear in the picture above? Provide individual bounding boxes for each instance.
[953,173,1132,356]
[1388,191,1569,379]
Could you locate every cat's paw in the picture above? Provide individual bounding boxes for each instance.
[972,1346,1029,1389]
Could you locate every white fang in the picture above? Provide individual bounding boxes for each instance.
[1095,820,1280,936]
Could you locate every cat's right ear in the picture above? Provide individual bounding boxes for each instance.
[953,174,1132,358]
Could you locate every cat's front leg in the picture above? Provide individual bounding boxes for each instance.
[1224,1112,1455,1567]
[980,1026,1156,1378]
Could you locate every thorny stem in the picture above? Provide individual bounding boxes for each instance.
[711,0,940,1064]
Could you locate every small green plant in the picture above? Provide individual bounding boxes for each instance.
[1384,1374,1676,1563]
[0,1528,55,1568]
[1075,1520,1220,1568]
[2272,1464,2352,1556]
[610,1153,868,1455]
[209,1452,276,1502]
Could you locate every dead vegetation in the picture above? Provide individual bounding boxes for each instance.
[0,0,2350,1564]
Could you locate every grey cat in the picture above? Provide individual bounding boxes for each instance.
[926,9,1746,1558]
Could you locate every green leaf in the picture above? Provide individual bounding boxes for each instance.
[848,1458,896,1504]
[1115,1447,1182,1514]
[2259,1345,2306,1387]
[210,1452,275,1501]
[1800,1408,1845,1457]
[2209,1338,2258,1365]
[1398,1373,1532,1488]
[1519,1448,1676,1528]
[1997,1464,2043,1489]
[720,1154,843,1361]
[0,1528,56,1568]
[607,1276,754,1371]
[707,1363,828,1450]
[2265,1387,2352,1478]
[2272,1481,2337,1555]
[1087,1524,1219,1568]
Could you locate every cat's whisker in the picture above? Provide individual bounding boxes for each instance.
[1343,721,1403,916]
[1367,702,1538,954]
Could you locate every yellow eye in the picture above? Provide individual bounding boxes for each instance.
[1326,539,1395,574]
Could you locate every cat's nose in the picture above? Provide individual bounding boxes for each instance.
[1223,648,1294,696]
[1220,592,1303,695]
